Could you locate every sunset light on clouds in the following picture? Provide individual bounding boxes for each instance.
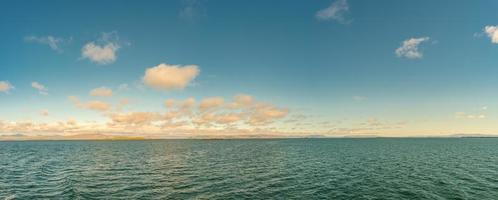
[2,0,498,139]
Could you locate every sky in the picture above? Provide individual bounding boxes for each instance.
[1,0,498,139]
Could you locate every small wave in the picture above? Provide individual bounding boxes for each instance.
[1,139,498,199]
[4,195,15,200]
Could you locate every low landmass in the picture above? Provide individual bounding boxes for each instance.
[1,133,497,141]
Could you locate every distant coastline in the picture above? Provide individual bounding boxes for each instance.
[1,133,498,141]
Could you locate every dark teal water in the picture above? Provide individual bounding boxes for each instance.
[1,139,497,199]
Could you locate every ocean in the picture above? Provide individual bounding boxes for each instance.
[1,138,497,199]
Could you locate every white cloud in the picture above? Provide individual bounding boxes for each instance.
[25,35,67,52]
[395,37,430,59]
[82,43,119,64]
[90,87,113,97]
[315,0,350,23]
[31,82,48,95]
[484,25,498,43]
[143,63,200,90]
[81,32,121,65]
[0,81,14,93]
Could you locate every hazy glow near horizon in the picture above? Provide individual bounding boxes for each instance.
[1,0,498,139]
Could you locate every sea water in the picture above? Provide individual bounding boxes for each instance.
[1,138,497,199]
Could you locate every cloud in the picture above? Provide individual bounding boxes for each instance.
[82,43,119,64]
[85,101,111,112]
[143,63,200,90]
[315,0,351,23]
[110,112,162,126]
[484,25,498,43]
[31,82,48,95]
[193,113,243,126]
[364,118,384,127]
[455,112,486,119]
[0,118,299,139]
[353,96,367,101]
[179,0,206,21]
[121,94,288,128]
[454,106,488,120]
[164,99,176,108]
[67,118,78,126]
[247,104,289,125]
[163,95,289,127]
[163,98,197,118]
[199,97,225,112]
[227,94,254,109]
[395,37,430,59]
[90,87,113,97]
[40,109,49,117]
[81,32,121,65]
[163,94,289,127]
[118,83,129,91]
[179,97,196,111]
[324,118,406,136]
[114,98,131,112]
[25,35,68,52]
[119,99,130,106]
[1,94,292,139]
[0,81,14,93]
[69,96,111,112]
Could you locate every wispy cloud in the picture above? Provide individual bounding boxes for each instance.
[315,0,351,24]
[81,32,122,65]
[395,37,430,59]
[199,97,225,112]
[0,81,14,94]
[326,118,407,136]
[454,112,486,119]
[454,106,488,120]
[179,0,206,21]
[31,82,48,95]
[90,87,113,97]
[143,63,200,91]
[118,83,129,91]
[109,94,288,128]
[0,94,289,138]
[68,96,111,112]
[25,35,69,52]
[353,96,367,102]
[40,109,49,117]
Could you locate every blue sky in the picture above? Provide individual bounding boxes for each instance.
[1,0,498,138]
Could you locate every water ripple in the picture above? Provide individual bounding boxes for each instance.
[1,139,498,199]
